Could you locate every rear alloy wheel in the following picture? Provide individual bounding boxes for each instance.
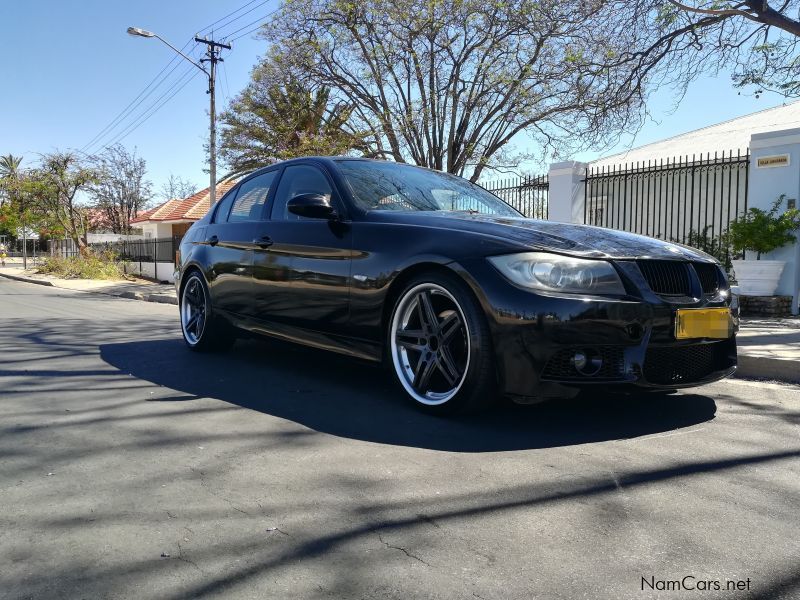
[180,271,234,352]
[389,274,495,414]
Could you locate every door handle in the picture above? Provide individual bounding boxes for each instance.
[207,235,219,246]
[253,235,273,249]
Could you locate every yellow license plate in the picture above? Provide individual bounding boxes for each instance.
[675,308,732,340]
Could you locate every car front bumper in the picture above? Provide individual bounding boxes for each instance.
[456,259,737,401]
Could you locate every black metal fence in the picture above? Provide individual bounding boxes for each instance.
[89,237,181,264]
[483,175,549,219]
[584,151,750,253]
[3,239,45,261]
[50,237,181,262]
[48,236,182,279]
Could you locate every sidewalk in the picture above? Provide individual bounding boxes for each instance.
[0,266,177,305]
[1,264,797,383]
[736,317,800,383]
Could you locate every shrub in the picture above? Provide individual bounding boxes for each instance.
[728,195,800,260]
[682,226,734,272]
[38,249,127,280]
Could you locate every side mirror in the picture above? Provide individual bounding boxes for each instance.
[287,193,338,220]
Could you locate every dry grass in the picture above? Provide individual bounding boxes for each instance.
[37,250,128,280]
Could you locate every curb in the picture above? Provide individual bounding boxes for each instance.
[143,293,179,305]
[0,272,55,287]
[735,355,800,384]
[1,273,177,306]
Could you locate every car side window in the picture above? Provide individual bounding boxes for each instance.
[228,171,278,222]
[213,187,239,223]
[270,165,333,221]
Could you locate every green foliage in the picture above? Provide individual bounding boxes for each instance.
[38,249,127,280]
[29,152,99,254]
[682,226,733,272]
[728,196,800,259]
[219,53,369,179]
[0,154,38,240]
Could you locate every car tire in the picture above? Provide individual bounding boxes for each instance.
[388,271,496,414]
[180,270,235,352]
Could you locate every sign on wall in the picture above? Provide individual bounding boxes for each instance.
[756,154,790,168]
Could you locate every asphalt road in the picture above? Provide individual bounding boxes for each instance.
[1,277,798,600]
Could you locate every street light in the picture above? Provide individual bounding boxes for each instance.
[126,27,154,38]
[127,26,230,204]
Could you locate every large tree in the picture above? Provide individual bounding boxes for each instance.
[0,154,25,241]
[262,0,689,181]
[32,152,98,255]
[0,155,43,242]
[89,145,153,234]
[256,1,800,182]
[650,1,800,97]
[219,54,370,178]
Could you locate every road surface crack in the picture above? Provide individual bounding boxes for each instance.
[176,541,205,574]
[377,532,430,567]
[189,466,250,515]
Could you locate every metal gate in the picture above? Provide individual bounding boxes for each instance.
[483,174,549,219]
[584,151,749,257]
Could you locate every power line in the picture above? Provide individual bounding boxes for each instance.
[83,46,200,155]
[199,0,270,33]
[226,6,282,40]
[230,23,266,42]
[198,0,275,38]
[81,38,197,153]
[221,60,232,105]
[80,0,280,155]
[97,65,201,152]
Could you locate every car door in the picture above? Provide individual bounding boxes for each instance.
[251,163,352,336]
[204,171,277,317]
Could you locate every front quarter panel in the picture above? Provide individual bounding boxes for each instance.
[346,220,522,342]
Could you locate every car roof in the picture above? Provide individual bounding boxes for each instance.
[243,156,453,177]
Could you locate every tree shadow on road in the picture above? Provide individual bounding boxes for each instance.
[99,336,717,452]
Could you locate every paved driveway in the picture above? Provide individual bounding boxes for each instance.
[1,278,798,599]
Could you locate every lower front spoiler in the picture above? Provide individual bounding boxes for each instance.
[502,336,737,402]
[631,365,737,390]
[507,365,736,405]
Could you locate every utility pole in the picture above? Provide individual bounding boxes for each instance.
[195,36,231,205]
[20,196,27,270]
[128,27,230,205]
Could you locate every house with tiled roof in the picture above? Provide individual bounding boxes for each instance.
[131,180,238,239]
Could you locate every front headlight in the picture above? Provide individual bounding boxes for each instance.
[488,252,626,295]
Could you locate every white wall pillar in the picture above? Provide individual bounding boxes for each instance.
[548,161,588,224]
[748,128,800,314]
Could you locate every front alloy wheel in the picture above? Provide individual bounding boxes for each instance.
[389,274,495,413]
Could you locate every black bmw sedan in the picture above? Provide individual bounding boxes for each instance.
[175,157,737,413]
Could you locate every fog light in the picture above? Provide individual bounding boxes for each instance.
[572,349,603,376]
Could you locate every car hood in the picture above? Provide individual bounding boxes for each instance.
[372,211,717,262]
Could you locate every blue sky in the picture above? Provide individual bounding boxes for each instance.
[0,1,789,198]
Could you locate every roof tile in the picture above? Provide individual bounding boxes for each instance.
[131,179,239,224]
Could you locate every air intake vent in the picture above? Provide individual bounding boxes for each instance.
[693,263,721,295]
[637,261,692,296]
[643,342,729,384]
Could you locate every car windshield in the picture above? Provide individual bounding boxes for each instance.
[337,160,522,217]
